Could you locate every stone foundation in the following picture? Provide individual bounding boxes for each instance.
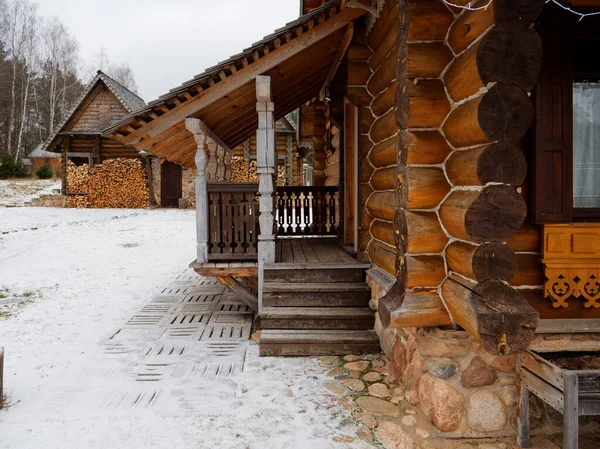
[367,267,600,443]
[26,194,66,208]
[180,167,196,209]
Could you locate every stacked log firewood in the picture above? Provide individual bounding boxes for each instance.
[67,161,89,194]
[230,157,259,183]
[276,165,286,187]
[67,159,148,209]
[230,157,250,182]
[88,159,149,208]
[66,161,90,208]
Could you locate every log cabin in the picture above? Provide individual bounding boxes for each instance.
[105,0,600,442]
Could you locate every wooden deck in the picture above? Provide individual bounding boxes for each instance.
[275,238,363,266]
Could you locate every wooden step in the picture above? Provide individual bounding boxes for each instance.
[263,264,369,283]
[260,329,380,356]
[262,282,371,307]
[260,307,375,330]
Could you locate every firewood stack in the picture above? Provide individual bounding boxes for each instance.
[67,159,149,209]
[229,157,260,183]
[66,161,90,208]
[276,165,286,187]
[230,157,250,182]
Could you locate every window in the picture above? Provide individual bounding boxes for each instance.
[533,5,600,223]
[573,81,600,210]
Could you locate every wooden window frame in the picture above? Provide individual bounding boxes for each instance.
[534,7,600,223]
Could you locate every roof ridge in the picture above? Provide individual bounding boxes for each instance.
[97,70,146,108]
[40,70,146,152]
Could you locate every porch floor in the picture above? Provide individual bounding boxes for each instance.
[275,238,364,266]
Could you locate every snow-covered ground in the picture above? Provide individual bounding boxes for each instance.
[0,179,62,206]
[0,208,366,449]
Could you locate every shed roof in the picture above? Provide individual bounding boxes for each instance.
[27,144,61,159]
[41,71,146,153]
[105,1,366,168]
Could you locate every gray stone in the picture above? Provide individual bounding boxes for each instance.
[426,358,458,379]
[467,391,507,432]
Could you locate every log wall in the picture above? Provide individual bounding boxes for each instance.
[367,0,545,356]
[325,125,341,187]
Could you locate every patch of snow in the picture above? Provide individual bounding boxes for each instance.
[0,179,62,206]
[0,209,369,449]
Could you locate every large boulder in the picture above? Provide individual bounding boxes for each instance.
[418,374,465,432]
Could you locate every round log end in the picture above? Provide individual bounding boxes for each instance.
[478,83,533,142]
[477,19,543,93]
[473,242,518,282]
[471,280,539,355]
[493,0,546,23]
[477,141,527,186]
[465,185,527,243]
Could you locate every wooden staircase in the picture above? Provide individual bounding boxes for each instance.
[259,263,380,356]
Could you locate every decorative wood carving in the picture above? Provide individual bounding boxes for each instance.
[542,224,600,309]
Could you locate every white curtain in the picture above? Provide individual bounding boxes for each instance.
[573,82,600,208]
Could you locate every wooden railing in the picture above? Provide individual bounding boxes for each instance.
[275,186,339,236]
[207,183,259,260]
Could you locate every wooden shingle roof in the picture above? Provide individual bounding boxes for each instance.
[41,70,146,152]
[104,1,366,168]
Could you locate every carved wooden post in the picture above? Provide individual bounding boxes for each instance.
[256,75,276,267]
[256,76,276,313]
[224,151,232,182]
[286,134,294,186]
[216,145,225,181]
[207,141,217,181]
[185,118,209,264]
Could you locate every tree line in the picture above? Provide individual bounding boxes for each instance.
[0,0,138,162]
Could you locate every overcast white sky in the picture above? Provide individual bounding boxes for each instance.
[34,0,301,101]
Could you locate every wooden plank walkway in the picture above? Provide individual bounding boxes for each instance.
[276,238,360,265]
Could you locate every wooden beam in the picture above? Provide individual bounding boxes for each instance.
[216,276,258,312]
[378,292,451,329]
[118,6,367,146]
[441,274,539,355]
[320,22,354,101]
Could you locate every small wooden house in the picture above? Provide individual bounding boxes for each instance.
[26,144,61,175]
[106,0,600,443]
[43,70,146,165]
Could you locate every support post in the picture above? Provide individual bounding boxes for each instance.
[207,141,217,181]
[185,118,209,264]
[517,381,530,448]
[224,151,232,182]
[256,75,276,265]
[216,145,225,181]
[286,134,294,185]
[563,372,579,449]
[256,76,276,312]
